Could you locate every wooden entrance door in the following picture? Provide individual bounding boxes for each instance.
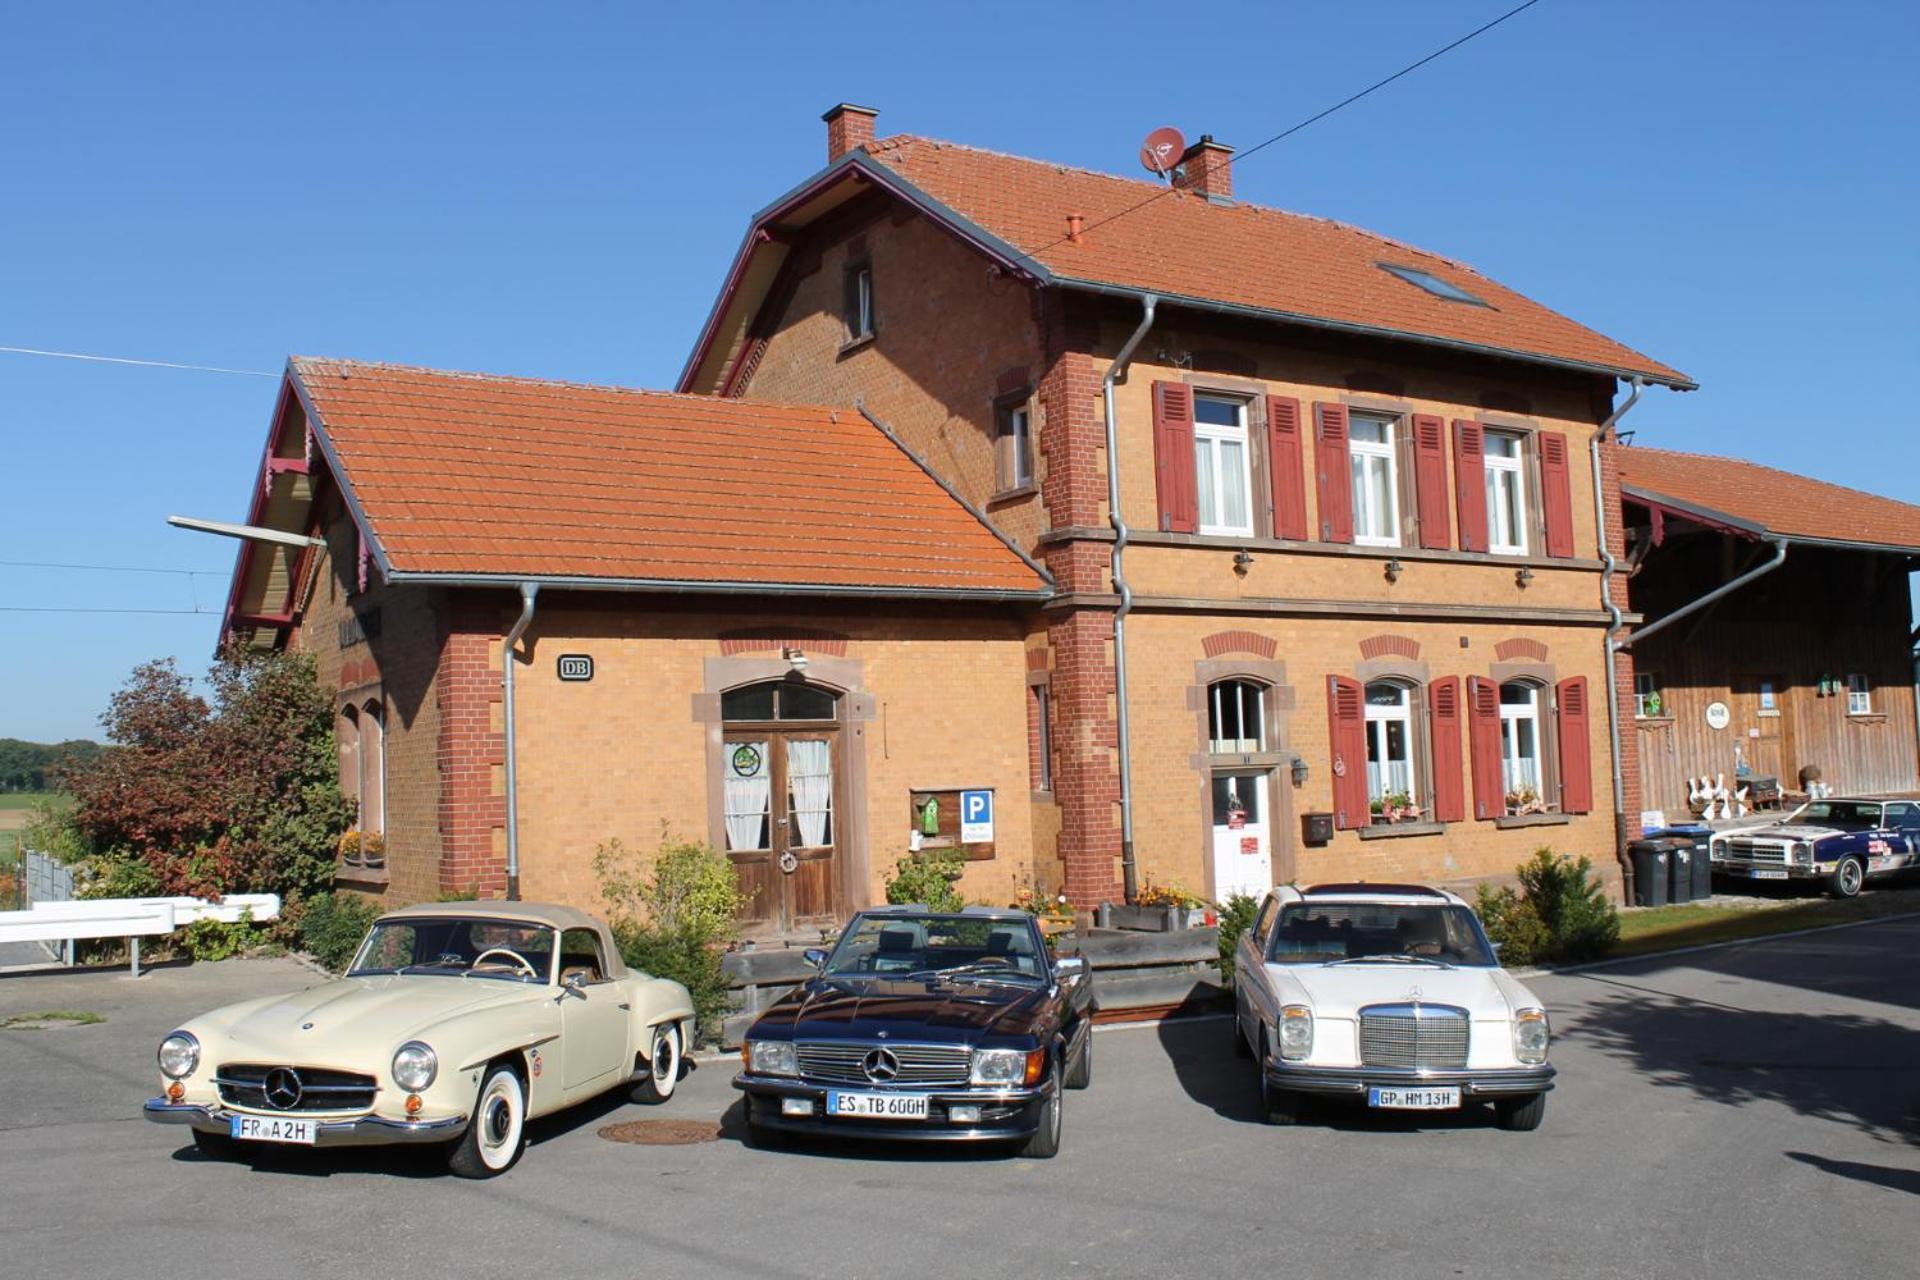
[722,732,839,934]
[1735,674,1791,784]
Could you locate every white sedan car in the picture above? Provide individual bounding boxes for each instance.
[1231,883,1555,1130]
[144,901,695,1176]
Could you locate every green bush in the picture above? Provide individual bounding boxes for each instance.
[1478,849,1619,967]
[594,835,744,1046]
[1214,893,1261,986]
[179,915,272,962]
[884,850,966,912]
[298,891,381,972]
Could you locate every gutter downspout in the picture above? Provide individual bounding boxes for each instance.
[502,582,539,901]
[1615,537,1788,651]
[1103,294,1158,904]
[1591,379,1645,900]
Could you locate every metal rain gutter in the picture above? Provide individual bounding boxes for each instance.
[502,582,539,901]
[379,570,1048,603]
[1591,378,1644,897]
[1103,293,1158,904]
[1614,537,1788,652]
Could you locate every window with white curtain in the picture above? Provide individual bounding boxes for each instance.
[1193,394,1253,537]
[1500,681,1544,807]
[723,740,771,852]
[1484,430,1529,555]
[786,740,834,847]
[1364,681,1417,809]
[1349,414,1401,546]
[1208,679,1266,753]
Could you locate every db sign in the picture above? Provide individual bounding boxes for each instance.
[960,789,994,844]
[556,654,594,682]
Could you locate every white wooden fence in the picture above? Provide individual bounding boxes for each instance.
[0,867,281,977]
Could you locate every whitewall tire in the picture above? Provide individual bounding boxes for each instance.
[633,1023,681,1104]
[449,1063,527,1178]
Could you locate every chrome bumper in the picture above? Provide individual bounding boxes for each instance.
[1710,857,1818,879]
[143,1099,468,1146]
[1264,1062,1556,1097]
[732,1073,1053,1141]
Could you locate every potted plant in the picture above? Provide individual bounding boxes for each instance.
[1504,786,1547,817]
[336,829,385,870]
[1372,791,1423,824]
[1010,884,1077,937]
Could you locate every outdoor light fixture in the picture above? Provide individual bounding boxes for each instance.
[1290,756,1309,787]
[1515,566,1535,589]
[1233,549,1254,576]
[1384,558,1404,584]
[783,647,808,672]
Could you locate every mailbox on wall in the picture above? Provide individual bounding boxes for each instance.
[1301,812,1334,847]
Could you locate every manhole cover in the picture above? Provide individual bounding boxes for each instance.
[598,1119,721,1145]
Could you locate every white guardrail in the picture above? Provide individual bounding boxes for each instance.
[0,894,281,976]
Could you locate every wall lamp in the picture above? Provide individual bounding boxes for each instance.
[783,647,808,672]
[1290,756,1309,787]
[1515,566,1535,589]
[1232,549,1254,577]
[1384,559,1404,584]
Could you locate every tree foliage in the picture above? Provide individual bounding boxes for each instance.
[594,835,745,1046]
[1477,848,1620,967]
[0,737,101,792]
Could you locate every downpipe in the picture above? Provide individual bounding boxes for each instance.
[502,582,539,901]
[1592,379,1643,901]
[1104,294,1157,904]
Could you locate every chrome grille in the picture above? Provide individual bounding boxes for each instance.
[794,1041,971,1087]
[1358,1005,1469,1070]
[215,1063,378,1113]
[1721,840,1786,864]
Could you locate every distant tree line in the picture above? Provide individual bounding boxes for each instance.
[0,738,102,792]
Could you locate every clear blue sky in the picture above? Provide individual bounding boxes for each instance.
[3,1,1915,743]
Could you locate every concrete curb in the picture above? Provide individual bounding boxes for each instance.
[1511,908,1920,980]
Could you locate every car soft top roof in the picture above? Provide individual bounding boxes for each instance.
[862,904,1035,922]
[1281,883,1470,907]
[374,900,629,979]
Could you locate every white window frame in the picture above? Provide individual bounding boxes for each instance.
[1363,680,1418,810]
[1500,681,1544,807]
[1208,679,1266,754]
[1003,403,1033,489]
[1757,676,1779,716]
[848,265,874,340]
[1349,413,1401,548]
[1192,394,1254,538]
[1847,673,1872,716]
[1634,672,1660,719]
[1484,429,1529,555]
[1032,683,1053,791]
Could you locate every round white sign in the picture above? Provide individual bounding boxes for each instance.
[1704,701,1731,731]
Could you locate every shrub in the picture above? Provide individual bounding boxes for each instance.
[1214,893,1260,986]
[298,891,381,972]
[594,835,744,1046]
[1479,849,1619,966]
[1474,884,1551,967]
[179,915,272,962]
[884,850,966,912]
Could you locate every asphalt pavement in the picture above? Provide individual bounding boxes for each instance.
[3,920,1917,1280]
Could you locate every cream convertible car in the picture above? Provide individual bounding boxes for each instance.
[144,902,695,1177]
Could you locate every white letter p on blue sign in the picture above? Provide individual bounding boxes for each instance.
[960,790,994,844]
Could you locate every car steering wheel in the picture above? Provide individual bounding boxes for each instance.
[470,947,539,978]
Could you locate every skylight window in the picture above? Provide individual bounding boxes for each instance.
[1378,262,1489,307]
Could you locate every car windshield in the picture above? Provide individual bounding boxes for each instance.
[1268,902,1497,967]
[348,918,557,983]
[824,913,1048,981]
[1789,801,1883,831]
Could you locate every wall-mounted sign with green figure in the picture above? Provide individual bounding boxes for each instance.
[731,743,764,778]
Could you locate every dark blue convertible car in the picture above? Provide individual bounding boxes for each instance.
[1709,797,1920,897]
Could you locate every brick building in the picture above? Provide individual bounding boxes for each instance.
[215,107,1708,926]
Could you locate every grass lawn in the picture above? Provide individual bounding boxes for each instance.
[1612,881,1920,959]
[0,792,69,811]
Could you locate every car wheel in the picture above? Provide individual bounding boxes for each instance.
[1829,857,1865,899]
[1019,1069,1063,1159]
[449,1062,528,1178]
[191,1128,241,1161]
[1494,1092,1547,1132]
[1259,1032,1305,1126]
[631,1023,682,1104]
[1063,1029,1093,1090]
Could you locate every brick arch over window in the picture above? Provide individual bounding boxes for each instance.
[1201,630,1277,660]
[1494,638,1549,663]
[718,630,850,658]
[1359,634,1420,661]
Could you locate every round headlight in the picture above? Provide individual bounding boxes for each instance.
[392,1041,438,1092]
[1277,1006,1314,1061]
[1513,1009,1550,1064]
[157,1031,200,1080]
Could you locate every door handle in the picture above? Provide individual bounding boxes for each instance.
[618,1003,631,1011]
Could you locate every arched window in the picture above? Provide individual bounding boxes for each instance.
[721,680,839,722]
[1364,681,1416,809]
[1500,680,1544,807]
[337,706,361,812]
[1208,679,1266,753]
[359,698,386,841]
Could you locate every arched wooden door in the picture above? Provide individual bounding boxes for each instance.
[720,680,840,935]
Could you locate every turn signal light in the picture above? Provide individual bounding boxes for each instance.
[405,1094,423,1115]
[1023,1048,1047,1086]
[166,1081,185,1102]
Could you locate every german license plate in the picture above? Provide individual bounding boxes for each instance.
[826,1091,929,1120]
[1750,868,1789,880]
[230,1114,317,1144]
[1368,1086,1460,1110]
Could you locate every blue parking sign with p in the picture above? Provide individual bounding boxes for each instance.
[960,789,994,843]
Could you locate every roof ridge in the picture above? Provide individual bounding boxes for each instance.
[869,133,1473,274]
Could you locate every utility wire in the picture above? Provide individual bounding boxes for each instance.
[1013,0,1549,263]
[0,345,275,378]
[0,559,228,577]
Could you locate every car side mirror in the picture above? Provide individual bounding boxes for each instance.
[563,970,590,994]
[1055,955,1088,982]
[802,948,828,970]
[1490,941,1505,956]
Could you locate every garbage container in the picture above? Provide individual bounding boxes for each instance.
[1668,845,1694,905]
[1628,840,1671,908]
[1687,838,1713,900]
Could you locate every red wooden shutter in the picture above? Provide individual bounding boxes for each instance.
[1453,420,1487,553]
[1266,395,1308,541]
[1412,413,1450,550]
[1555,676,1593,814]
[1327,675,1369,830]
[1314,402,1353,543]
[1151,381,1198,534]
[1539,430,1575,558]
[1428,676,1466,824]
[1467,675,1503,820]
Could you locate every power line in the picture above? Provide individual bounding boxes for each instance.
[0,559,228,577]
[1016,0,1549,263]
[0,345,275,378]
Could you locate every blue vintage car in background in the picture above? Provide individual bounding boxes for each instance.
[1709,798,1920,897]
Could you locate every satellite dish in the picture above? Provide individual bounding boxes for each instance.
[1138,127,1186,179]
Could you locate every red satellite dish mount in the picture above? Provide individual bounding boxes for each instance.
[1138,127,1186,179]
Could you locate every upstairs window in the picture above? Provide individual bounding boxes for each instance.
[1484,429,1529,555]
[1349,414,1401,547]
[1378,262,1489,307]
[995,395,1034,492]
[1634,672,1662,719]
[1208,679,1266,753]
[1847,673,1872,715]
[844,262,874,343]
[1192,394,1253,536]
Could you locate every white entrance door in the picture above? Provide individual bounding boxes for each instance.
[1211,772,1273,901]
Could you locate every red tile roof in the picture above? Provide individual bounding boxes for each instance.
[290,358,1047,594]
[859,136,1691,388]
[1617,445,1920,553]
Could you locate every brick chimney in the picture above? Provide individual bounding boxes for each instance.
[1174,135,1233,202]
[824,103,879,162]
